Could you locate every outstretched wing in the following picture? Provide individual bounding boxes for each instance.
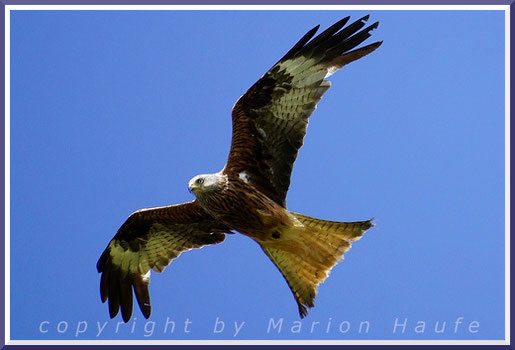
[224,16,382,207]
[96,200,230,322]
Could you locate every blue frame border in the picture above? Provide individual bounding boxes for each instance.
[0,1,512,349]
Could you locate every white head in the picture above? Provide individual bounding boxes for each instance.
[188,173,227,197]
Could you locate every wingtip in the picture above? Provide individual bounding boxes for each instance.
[139,301,152,319]
[329,16,351,33]
[308,24,321,36]
[143,308,151,319]
[122,311,132,323]
[100,270,109,303]
[108,303,119,319]
[365,40,383,55]
[96,250,107,273]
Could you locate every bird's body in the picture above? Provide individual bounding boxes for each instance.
[191,172,292,242]
[97,15,381,322]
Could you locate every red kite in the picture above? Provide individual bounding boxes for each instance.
[97,15,381,322]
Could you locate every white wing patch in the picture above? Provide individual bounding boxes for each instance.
[239,171,250,184]
[257,127,267,138]
[325,66,340,78]
[142,270,151,282]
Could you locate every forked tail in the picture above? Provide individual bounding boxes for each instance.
[260,213,373,318]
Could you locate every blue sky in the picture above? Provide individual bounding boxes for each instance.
[9,9,506,340]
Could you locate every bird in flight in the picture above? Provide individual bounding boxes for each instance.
[97,15,381,322]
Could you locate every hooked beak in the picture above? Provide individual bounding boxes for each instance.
[188,182,197,194]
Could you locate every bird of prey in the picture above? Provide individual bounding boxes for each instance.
[97,15,381,322]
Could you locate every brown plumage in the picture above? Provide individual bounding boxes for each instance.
[97,15,381,322]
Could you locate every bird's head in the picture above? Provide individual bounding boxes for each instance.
[188,173,227,197]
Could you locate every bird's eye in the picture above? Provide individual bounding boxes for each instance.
[196,178,204,185]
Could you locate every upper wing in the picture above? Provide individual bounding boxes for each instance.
[224,16,382,207]
[96,200,231,322]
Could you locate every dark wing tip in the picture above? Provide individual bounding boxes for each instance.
[367,21,380,33]
[278,15,380,66]
[101,266,148,323]
[98,245,140,323]
[120,278,134,323]
[280,24,320,62]
[133,275,152,319]
[100,268,109,303]
[303,16,351,49]
[108,283,120,319]
[334,16,351,29]
[122,312,131,323]
[96,248,108,273]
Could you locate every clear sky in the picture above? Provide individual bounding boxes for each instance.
[9,9,505,341]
